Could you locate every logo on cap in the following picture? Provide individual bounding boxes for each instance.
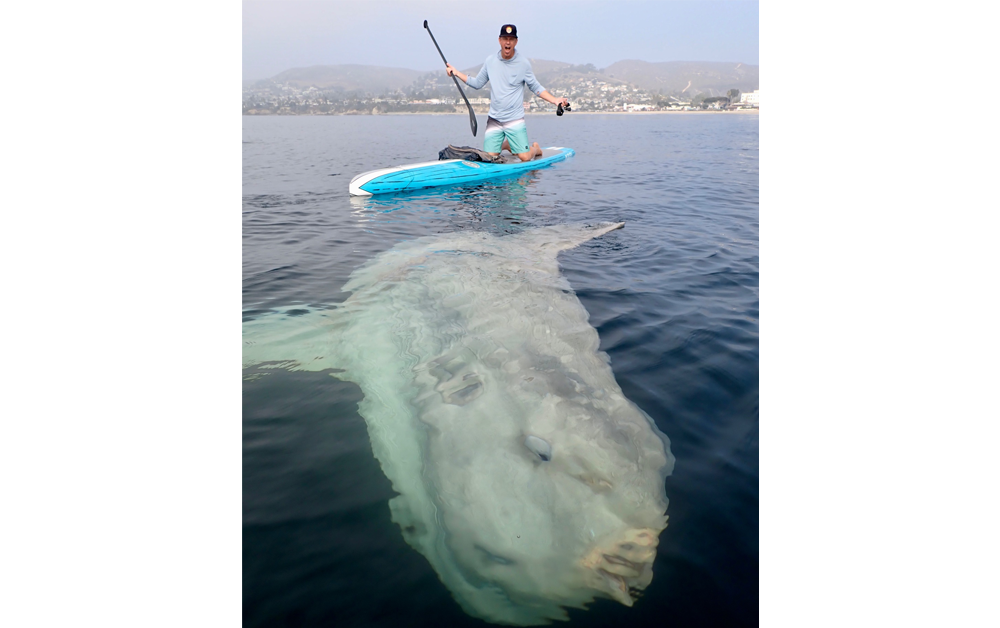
[506,26,512,33]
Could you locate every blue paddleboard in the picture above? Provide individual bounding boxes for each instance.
[349,147,575,196]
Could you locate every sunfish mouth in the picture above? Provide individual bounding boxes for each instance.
[581,528,661,607]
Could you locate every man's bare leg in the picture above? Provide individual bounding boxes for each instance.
[487,139,515,161]
[514,142,543,162]
[490,140,541,161]
[488,138,514,159]
[480,139,507,159]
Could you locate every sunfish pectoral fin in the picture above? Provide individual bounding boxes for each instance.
[514,222,625,256]
[242,306,345,372]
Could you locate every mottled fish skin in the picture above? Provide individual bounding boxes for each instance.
[242,223,674,625]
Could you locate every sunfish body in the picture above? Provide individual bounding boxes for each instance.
[242,223,674,625]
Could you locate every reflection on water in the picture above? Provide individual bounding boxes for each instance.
[244,222,674,625]
[350,172,539,234]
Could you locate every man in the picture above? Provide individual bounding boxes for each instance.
[446,24,569,162]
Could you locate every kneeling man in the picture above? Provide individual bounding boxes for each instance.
[446,24,569,161]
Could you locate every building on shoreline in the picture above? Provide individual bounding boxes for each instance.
[243,74,759,115]
[740,90,760,107]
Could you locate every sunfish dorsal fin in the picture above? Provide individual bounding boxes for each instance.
[512,222,625,257]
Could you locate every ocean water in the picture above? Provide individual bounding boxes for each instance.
[243,113,758,627]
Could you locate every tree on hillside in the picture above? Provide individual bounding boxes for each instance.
[728,89,741,102]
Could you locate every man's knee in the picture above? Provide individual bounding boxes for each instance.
[514,143,541,161]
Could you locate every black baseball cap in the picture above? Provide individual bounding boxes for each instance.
[500,24,518,38]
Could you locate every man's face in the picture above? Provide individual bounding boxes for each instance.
[499,36,517,59]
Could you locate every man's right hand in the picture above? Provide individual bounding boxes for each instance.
[446,64,467,84]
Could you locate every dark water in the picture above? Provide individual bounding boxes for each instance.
[243,113,758,627]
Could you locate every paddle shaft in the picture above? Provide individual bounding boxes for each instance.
[424,20,478,136]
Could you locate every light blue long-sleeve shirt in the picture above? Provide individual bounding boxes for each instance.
[465,50,546,123]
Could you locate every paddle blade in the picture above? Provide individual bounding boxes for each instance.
[470,112,478,136]
[423,19,428,28]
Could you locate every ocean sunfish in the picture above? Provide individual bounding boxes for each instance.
[243,222,674,625]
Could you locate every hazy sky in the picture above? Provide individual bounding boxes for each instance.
[243,0,758,80]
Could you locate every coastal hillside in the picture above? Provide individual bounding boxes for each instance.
[602,60,758,96]
[250,60,759,99]
[252,64,425,94]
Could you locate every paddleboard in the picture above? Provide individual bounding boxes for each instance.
[349,147,575,196]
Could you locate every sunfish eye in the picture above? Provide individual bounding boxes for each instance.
[524,435,552,461]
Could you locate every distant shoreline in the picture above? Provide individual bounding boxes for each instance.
[536,110,759,115]
[243,110,759,117]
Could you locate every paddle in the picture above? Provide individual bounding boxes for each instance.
[424,20,478,137]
